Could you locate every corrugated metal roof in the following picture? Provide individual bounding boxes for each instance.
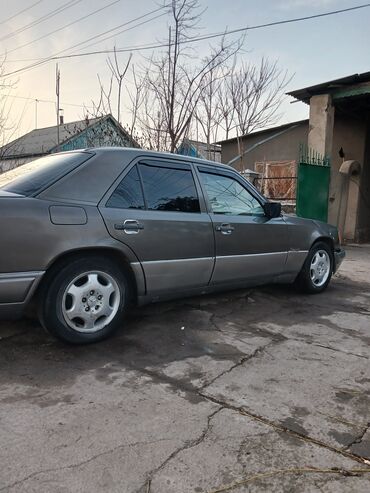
[287,71,370,104]
[216,119,308,145]
[1,116,100,158]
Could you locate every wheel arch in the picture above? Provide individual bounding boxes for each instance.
[311,235,334,255]
[33,246,144,309]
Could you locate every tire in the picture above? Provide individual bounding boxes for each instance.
[295,241,333,294]
[39,256,129,344]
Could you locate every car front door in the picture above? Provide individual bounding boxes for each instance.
[196,165,289,286]
[99,159,214,295]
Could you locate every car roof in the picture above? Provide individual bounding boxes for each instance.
[37,147,239,205]
[82,146,235,172]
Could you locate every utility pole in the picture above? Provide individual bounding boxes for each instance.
[35,99,39,129]
[56,64,60,148]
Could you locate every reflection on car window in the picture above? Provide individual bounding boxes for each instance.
[200,171,264,216]
[0,152,91,196]
[106,165,145,210]
[139,164,200,213]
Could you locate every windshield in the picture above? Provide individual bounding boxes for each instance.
[0,152,93,196]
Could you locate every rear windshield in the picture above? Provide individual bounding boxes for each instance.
[0,152,92,196]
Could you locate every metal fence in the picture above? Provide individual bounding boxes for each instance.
[254,175,298,201]
[296,144,330,222]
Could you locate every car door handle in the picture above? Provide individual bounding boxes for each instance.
[114,219,144,234]
[215,223,234,235]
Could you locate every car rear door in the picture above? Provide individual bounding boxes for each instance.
[99,159,214,295]
[196,165,289,286]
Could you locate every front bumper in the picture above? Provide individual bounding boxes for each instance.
[334,248,345,273]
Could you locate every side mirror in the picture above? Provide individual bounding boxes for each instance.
[263,201,281,218]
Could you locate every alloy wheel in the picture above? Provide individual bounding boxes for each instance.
[310,249,331,288]
[62,271,121,333]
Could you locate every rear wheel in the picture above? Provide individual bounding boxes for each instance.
[295,242,333,294]
[39,256,129,344]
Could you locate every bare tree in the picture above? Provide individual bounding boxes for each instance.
[107,48,132,124]
[194,57,291,146]
[139,0,242,152]
[214,65,235,142]
[0,58,27,170]
[0,60,16,148]
[88,1,291,154]
[193,60,224,150]
[85,48,132,123]
[126,65,146,142]
[226,58,291,137]
[87,73,113,118]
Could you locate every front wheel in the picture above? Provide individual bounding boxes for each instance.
[39,256,129,344]
[295,242,333,294]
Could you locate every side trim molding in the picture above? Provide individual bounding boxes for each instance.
[0,271,44,303]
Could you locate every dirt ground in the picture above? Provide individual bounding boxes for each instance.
[1,245,370,492]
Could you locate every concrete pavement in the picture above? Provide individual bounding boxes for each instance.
[0,246,370,492]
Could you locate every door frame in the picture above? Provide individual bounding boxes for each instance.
[98,155,216,294]
[192,163,289,285]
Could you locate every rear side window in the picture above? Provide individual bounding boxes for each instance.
[139,163,200,213]
[0,152,92,196]
[106,165,145,210]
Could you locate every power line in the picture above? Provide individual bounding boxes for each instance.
[4,2,370,76]
[46,5,167,60]
[1,0,123,57]
[0,0,83,43]
[4,5,169,77]
[7,93,93,109]
[67,12,167,55]
[0,0,44,27]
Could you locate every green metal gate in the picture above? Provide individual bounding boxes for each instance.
[296,145,330,222]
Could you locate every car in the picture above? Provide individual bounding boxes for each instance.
[0,148,345,344]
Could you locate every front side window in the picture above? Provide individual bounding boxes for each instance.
[139,164,200,213]
[106,165,145,210]
[200,171,264,216]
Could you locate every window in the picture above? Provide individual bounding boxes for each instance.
[0,152,92,196]
[106,165,145,210]
[139,164,200,213]
[200,171,264,216]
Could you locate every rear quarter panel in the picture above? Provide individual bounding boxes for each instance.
[0,197,140,273]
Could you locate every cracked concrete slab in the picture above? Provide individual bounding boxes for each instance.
[350,428,370,459]
[149,408,365,493]
[0,370,218,492]
[203,338,370,453]
[0,245,370,492]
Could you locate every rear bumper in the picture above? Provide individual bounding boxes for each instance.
[334,248,345,273]
[0,271,44,319]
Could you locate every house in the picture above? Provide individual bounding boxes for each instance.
[0,114,139,174]
[216,120,308,205]
[288,72,370,243]
[177,138,221,163]
[218,71,370,242]
[217,120,308,171]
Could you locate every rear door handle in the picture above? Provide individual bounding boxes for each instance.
[215,223,234,235]
[114,219,144,234]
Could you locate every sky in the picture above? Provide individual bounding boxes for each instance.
[1,0,370,142]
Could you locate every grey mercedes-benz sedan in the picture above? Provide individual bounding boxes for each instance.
[0,148,345,344]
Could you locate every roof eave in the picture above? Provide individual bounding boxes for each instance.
[287,71,370,104]
[216,119,308,145]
